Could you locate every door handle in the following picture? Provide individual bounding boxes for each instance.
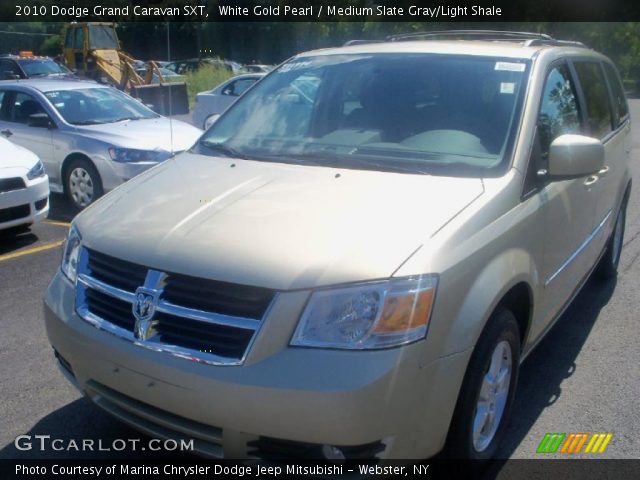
[584,175,599,187]
[598,166,610,177]
[0,129,12,138]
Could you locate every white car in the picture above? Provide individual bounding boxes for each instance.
[0,137,49,232]
[0,80,202,209]
[193,74,264,129]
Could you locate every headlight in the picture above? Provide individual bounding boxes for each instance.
[61,225,82,284]
[291,276,437,350]
[108,147,171,163]
[26,160,45,180]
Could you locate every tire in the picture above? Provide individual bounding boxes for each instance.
[65,158,103,210]
[595,199,627,280]
[446,308,520,459]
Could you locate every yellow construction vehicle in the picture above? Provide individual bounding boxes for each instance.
[62,22,189,115]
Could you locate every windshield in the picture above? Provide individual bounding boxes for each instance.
[18,59,70,77]
[45,87,159,125]
[198,53,529,176]
[88,25,119,49]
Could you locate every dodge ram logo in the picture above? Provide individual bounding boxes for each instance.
[132,287,160,341]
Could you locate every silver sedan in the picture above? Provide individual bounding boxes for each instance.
[0,79,202,208]
[193,74,264,130]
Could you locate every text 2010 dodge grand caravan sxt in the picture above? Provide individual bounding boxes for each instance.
[45,32,632,459]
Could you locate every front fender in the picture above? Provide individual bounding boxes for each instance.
[442,249,537,355]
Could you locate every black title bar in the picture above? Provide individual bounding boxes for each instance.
[2,0,640,22]
[2,459,640,480]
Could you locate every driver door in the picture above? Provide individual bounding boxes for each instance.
[530,63,599,339]
[0,90,55,181]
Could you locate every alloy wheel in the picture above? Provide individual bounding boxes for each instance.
[472,340,512,452]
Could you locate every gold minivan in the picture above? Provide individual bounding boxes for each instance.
[45,31,631,459]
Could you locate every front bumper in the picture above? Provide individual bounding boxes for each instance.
[0,175,49,229]
[97,159,160,192]
[44,270,471,459]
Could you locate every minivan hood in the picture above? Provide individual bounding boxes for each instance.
[78,153,484,290]
[74,117,202,153]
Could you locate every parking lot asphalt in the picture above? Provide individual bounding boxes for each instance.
[0,104,639,465]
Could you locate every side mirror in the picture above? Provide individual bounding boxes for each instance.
[204,114,220,129]
[27,113,55,129]
[548,134,604,178]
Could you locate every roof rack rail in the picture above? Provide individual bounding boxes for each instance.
[386,30,554,42]
[342,39,382,47]
[342,30,588,49]
[524,38,587,48]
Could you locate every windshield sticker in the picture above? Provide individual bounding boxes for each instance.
[495,62,526,72]
[500,82,516,94]
[278,60,312,73]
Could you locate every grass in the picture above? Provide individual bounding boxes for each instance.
[183,64,234,108]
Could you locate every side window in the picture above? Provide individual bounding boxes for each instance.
[0,60,20,79]
[222,79,256,97]
[574,62,613,139]
[73,28,84,50]
[232,78,257,96]
[0,91,9,121]
[221,80,239,96]
[603,62,629,127]
[538,64,581,156]
[64,29,74,48]
[0,60,11,79]
[11,92,45,124]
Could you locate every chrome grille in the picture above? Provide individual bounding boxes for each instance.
[75,248,275,365]
[164,273,274,320]
[85,287,135,331]
[87,248,147,292]
[155,311,254,359]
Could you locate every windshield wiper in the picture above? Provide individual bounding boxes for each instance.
[71,120,108,125]
[199,140,250,160]
[112,116,145,122]
[338,156,431,174]
[247,151,327,167]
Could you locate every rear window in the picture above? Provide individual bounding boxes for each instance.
[18,59,70,77]
[88,25,119,49]
[574,62,613,139]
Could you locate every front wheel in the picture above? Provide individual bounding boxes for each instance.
[65,158,103,209]
[446,308,520,459]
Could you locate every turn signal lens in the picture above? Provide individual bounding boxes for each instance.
[374,288,434,334]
